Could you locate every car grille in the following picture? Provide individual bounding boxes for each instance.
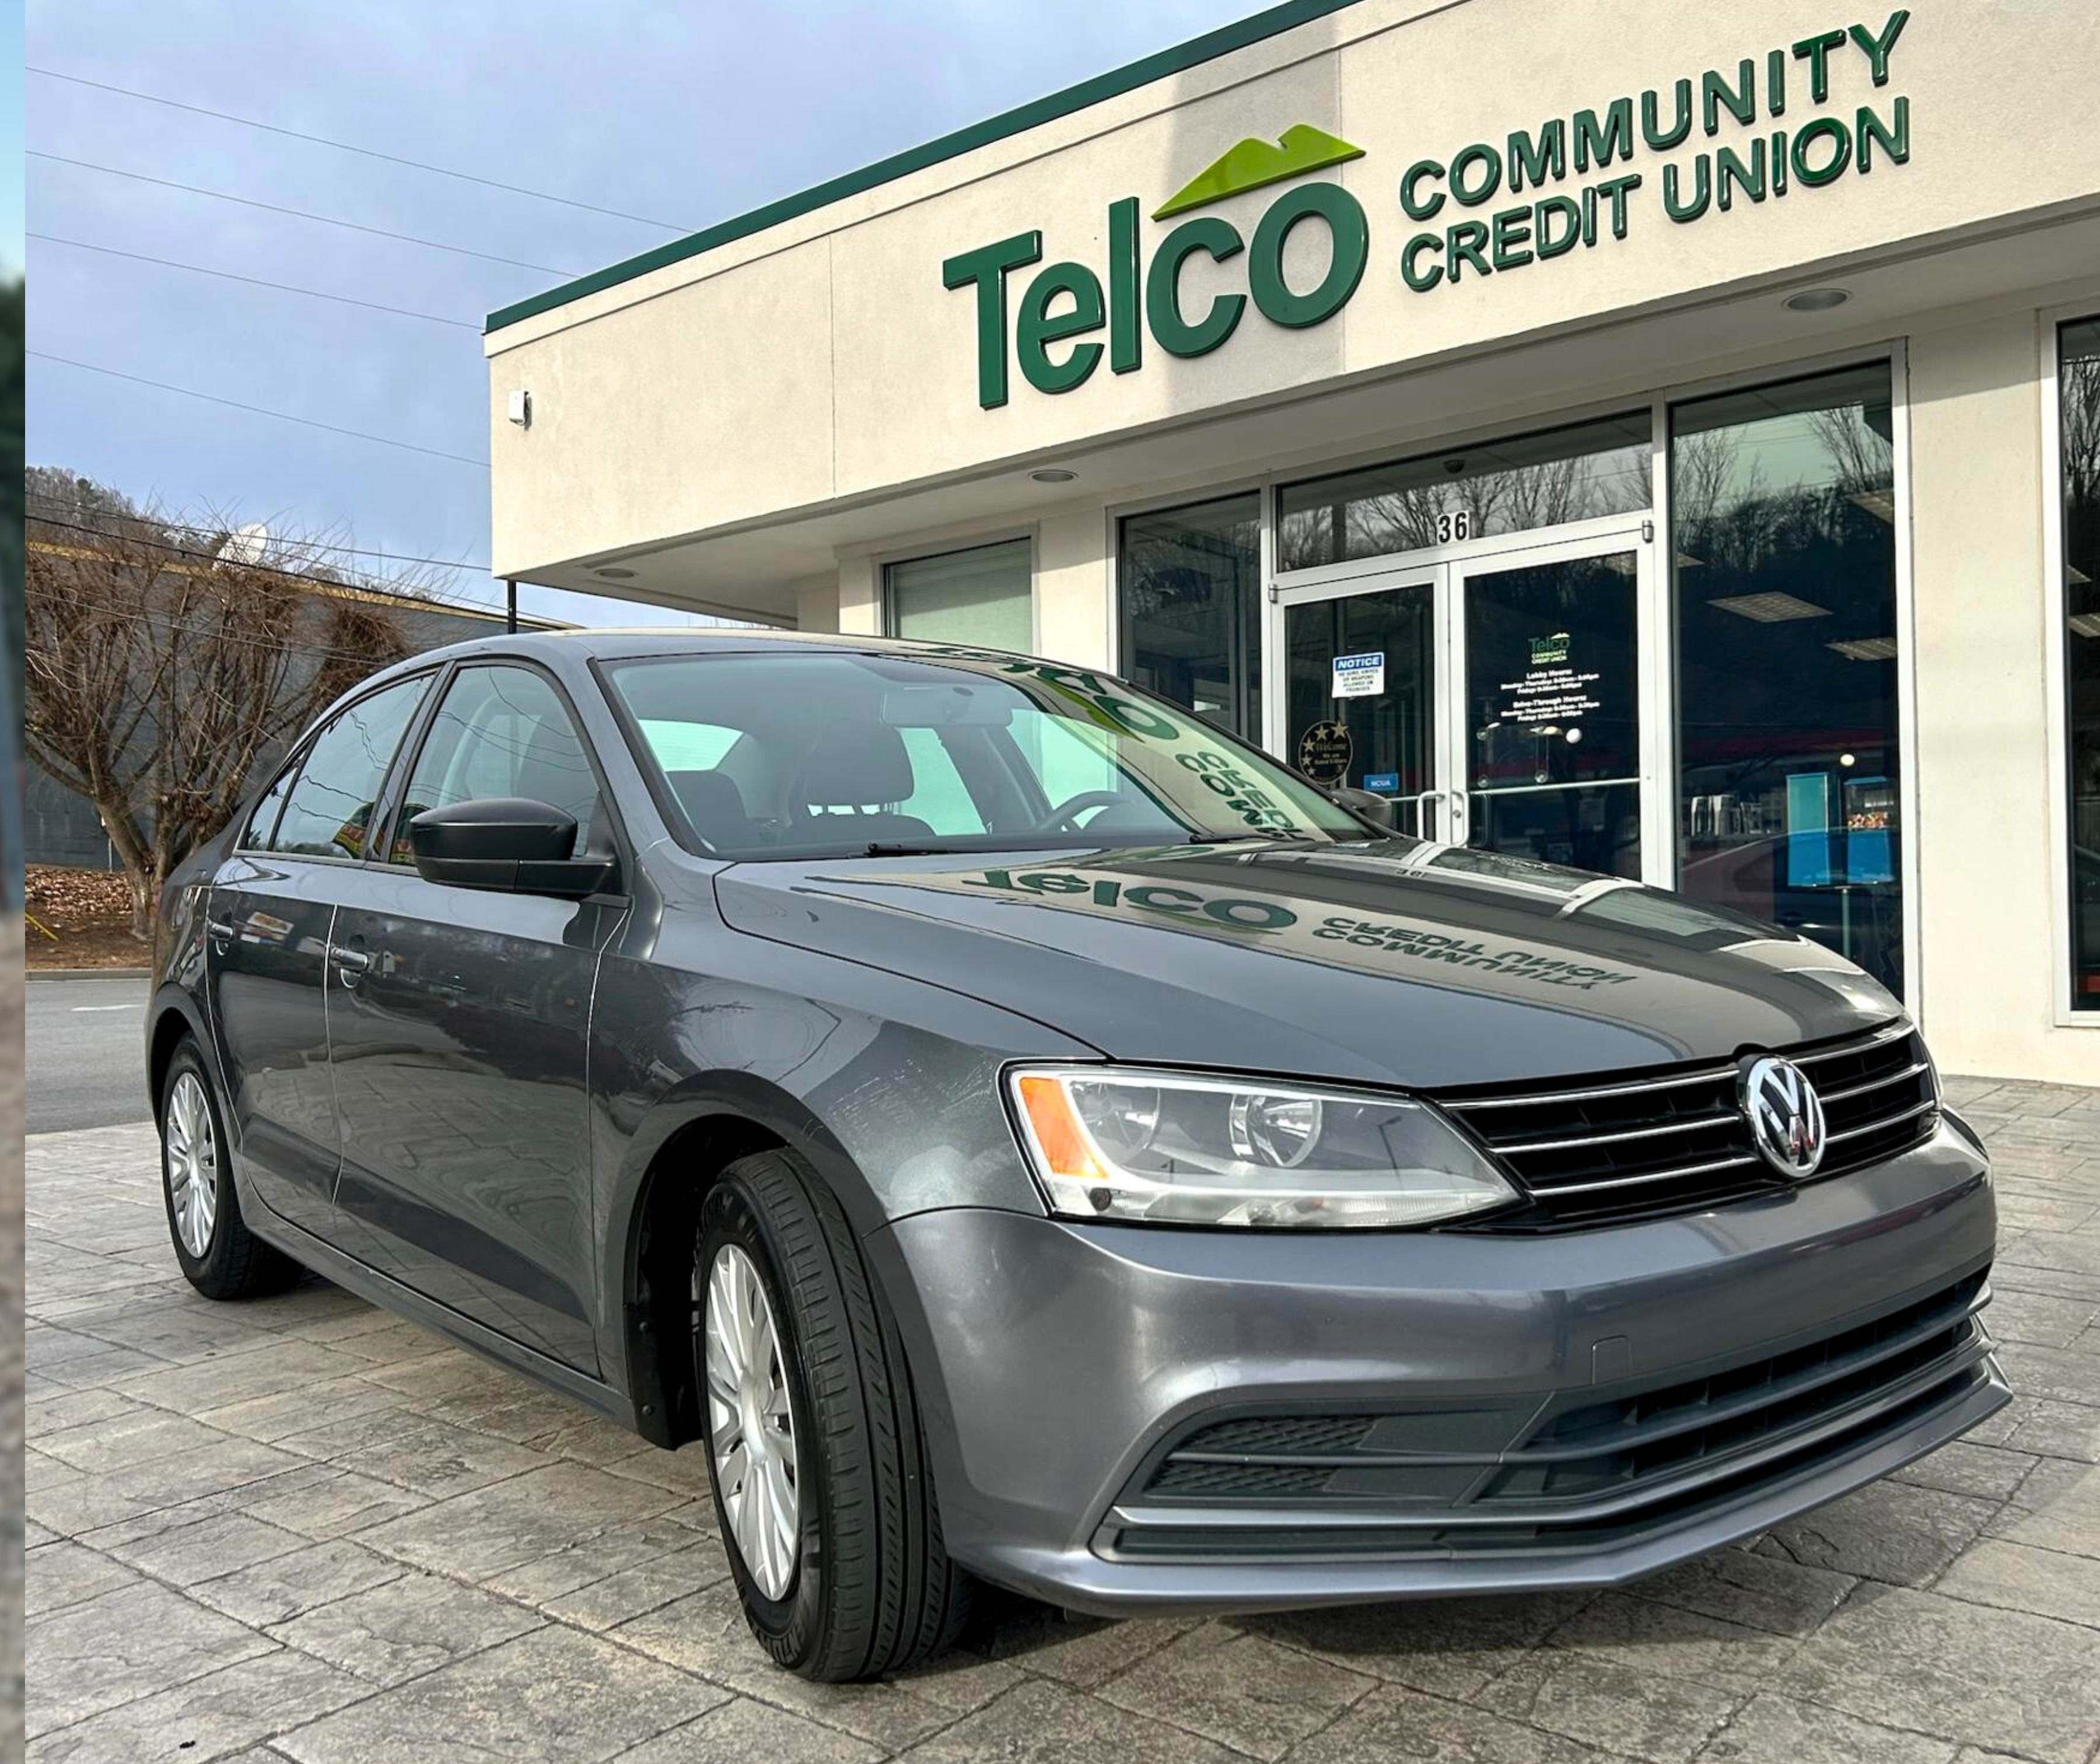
[1110,1266,1993,1562]
[1436,1020,1938,1229]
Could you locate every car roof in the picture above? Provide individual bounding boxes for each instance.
[372,624,1072,675]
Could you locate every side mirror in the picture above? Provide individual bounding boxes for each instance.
[407,798,614,898]
[1326,785,1397,831]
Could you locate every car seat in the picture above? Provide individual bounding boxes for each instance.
[789,720,935,844]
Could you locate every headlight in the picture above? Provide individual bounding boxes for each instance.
[1006,1066,1517,1228]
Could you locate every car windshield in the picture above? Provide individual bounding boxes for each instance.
[602,646,1380,860]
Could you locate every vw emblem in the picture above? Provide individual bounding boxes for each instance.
[1738,1055,1827,1178]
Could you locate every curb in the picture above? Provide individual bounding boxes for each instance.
[27,967,152,981]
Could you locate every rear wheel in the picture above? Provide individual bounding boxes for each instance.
[158,1037,300,1300]
[696,1148,974,1679]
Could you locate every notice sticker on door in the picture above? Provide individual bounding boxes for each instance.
[1332,652,1384,698]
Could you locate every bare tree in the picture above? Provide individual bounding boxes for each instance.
[1809,404,1896,498]
[2063,345,2100,568]
[24,487,422,939]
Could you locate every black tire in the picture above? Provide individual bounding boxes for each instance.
[696,1148,974,1680]
[158,1037,302,1300]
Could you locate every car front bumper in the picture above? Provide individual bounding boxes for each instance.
[865,1114,2004,1616]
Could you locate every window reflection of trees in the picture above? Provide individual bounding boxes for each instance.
[2061,318,2100,1009]
[1276,416,1652,572]
[272,678,429,858]
[1118,496,1262,737]
[1673,402,1894,592]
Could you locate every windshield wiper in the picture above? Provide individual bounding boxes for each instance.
[860,842,960,858]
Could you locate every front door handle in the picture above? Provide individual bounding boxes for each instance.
[331,946,372,985]
[206,918,236,945]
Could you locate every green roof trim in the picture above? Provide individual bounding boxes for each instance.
[1152,123,1364,219]
[484,0,1367,335]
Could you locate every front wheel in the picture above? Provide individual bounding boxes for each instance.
[158,1037,300,1300]
[696,1149,973,1679]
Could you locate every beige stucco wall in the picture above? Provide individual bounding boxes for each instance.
[791,576,839,634]
[835,555,880,636]
[1908,309,2092,1083]
[488,0,2100,579]
[1032,506,1114,668]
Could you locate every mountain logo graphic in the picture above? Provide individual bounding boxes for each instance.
[1152,123,1366,220]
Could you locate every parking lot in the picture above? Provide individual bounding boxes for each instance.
[22,1077,2100,1764]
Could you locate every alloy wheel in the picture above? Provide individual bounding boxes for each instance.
[702,1243,800,1600]
[164,1070,219,1259]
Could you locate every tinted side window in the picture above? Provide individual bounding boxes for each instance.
[268,676,432,859]
[240,757,300,849]
[393,666,600,864]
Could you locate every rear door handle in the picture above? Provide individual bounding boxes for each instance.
[206,918,236,943]
[332,946,372,984]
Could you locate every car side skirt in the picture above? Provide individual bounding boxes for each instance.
[245,1205,643,1434]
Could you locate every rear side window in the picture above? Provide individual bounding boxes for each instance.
[266,676,432,859]
[391,665,601,863]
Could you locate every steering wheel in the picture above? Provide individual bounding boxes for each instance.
[1032,790,1132,834]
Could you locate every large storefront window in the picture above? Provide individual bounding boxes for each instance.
[1671,363,1904,995]
[885,537,1032,652]
[1118,494,1261,738]
[1276,412,1651,572]
[2060,317,2100,1012]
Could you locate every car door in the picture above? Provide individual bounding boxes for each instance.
[327,661,624,1371]
[204,672,434,1238]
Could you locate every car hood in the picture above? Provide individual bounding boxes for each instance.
[712,839,1906,1090]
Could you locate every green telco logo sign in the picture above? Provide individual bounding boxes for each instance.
[943,10,1913,411]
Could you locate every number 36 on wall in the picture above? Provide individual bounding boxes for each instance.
[1435,509,1473,544]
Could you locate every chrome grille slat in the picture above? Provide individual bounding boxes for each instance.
[1494,1111,1741,1155]
[1440,1021,1937,1228]
[1520,1154,1762,1197]
[1817,1058,1931,1104]
[1826,1096,1937,1143]
[1444,1065,1735,1111]
[1789,1019,1916,1061]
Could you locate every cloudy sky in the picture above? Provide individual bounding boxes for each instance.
[25,0,1251,625]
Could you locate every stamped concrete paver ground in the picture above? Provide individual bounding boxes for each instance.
[22,1074,2100,1764]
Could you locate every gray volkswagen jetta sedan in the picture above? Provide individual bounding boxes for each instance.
[150,628,2005,1681]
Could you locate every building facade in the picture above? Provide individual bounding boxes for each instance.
[483,0,2100,1084]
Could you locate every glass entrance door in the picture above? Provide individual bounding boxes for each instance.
[1453,544,1646,879]
[1281,574,1443,836]
[1273,527,1662,878]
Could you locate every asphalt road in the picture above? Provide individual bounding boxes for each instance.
[26,975,152,1135]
